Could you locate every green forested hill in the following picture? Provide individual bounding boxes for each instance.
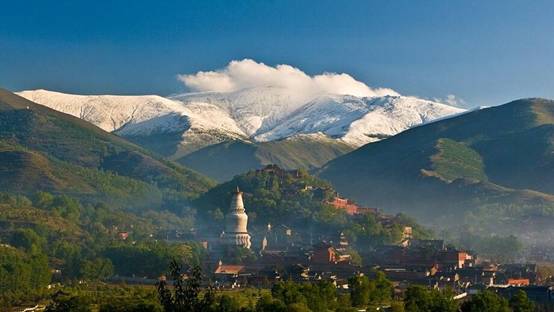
[0,85,216,302]
[195,165,430,246]
[0,191,206,307]
[0,88,215,210]
[318,98,554,240]
[0,88,216,306]
[178,136,353,182]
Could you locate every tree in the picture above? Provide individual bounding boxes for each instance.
[348,248,362,266]
[45,290,91,312]
[223,245,257,263]
[9,228,45,253]
[271,281,307,307]
[315,281,338,311]
[509,290,534,312]
[33,192,55,209]
[457,233,523,263]
[216,295,240,312]
[404,286,457,312]
[51,195,81,221]
[460,290,510,312]
[157,260,215,312]
[348,275,370,307]
[286,302,311,312]
[390,302,405,312]
[0,245,50,301]
[28,251,51,290]
[210,208,224,223]
[104,243,175,277]
[80,258,114,280]
[299,281,337,311]
[255,294,286,312]
[404,286,431,312]
[99,300,163,312]
[369,271,393,305]
[52,241,82,279]
[335,307,358,312]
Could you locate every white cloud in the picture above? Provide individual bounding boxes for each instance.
[434,94,469,108]
[178,59,399,99]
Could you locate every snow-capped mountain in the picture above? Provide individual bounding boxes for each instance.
[255,95,465,146]
[170,87,310,137]
[16,89,247,156]
[17,88,465,156]
[17,89,187,132]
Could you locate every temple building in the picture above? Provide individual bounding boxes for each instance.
[222,187,252,249]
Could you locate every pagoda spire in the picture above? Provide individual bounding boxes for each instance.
[230,187,245,213]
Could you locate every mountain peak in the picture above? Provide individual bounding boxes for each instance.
[16,88,464,157]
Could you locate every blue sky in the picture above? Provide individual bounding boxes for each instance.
[1,0,553,107]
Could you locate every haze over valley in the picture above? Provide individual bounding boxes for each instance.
[2,1,554,310]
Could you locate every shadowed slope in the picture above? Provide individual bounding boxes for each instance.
[318,99,554,237]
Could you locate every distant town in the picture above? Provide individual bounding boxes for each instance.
[107,166,554,309]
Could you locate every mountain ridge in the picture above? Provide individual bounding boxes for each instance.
[17,88,464,151]
[17,88,464,180]
[0,88,215,209]
[317,97,554,245]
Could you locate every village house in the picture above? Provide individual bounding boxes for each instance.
[327,196,360,215]
[506,278,530,286]
[457,266,497,287]
[497,263,539,285]
[213,261,251,288]
[118,231,129,240]
[310,242,351,265]
[382,267,434,286]
[437,249,473,270]
[326,195,378,216]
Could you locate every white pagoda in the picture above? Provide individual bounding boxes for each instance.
[222,186,251,249]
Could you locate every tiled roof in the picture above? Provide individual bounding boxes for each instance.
[215,265,245,274]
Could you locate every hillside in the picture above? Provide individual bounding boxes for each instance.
[0,88,214,210]
[0,189,208,308]
[318,98,554,244]
[179,134,353,182]
[18,89,462,180]
[194,165,431,246]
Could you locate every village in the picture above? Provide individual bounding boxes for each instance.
[147,168,553,308]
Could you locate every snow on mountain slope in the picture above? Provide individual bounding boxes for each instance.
[18,88,465,156]
[17,89,187,132]
[16,89,246,141]
[255,95,465,146]
[170,86,308,137]
[342,96,465,145]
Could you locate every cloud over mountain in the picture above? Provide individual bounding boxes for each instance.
[178,59,399,100]
[434,94,469,108]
